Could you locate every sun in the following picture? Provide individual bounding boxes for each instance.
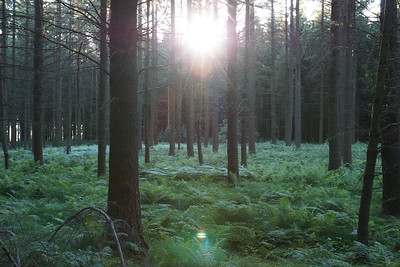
[184,16,221,56]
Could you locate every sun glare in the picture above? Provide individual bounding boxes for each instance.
[184,17,221,56]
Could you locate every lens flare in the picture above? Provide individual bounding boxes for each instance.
[196,229,207,243]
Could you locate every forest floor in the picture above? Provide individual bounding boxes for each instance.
[0,142,399,266]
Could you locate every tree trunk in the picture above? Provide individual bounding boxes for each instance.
[144,0,151,163]
[270,0,277,145]
[227,0,239,181]
[0,0,9,169]
[328,0,342,170]
[343,0,355,165]
[357,0,393,245]
[186,0,194,157]
[318,0,325,144]
[33,0,44,164]
[285,0,294,146]
[76,44,82,146]
[247,0,256,154]
[107,0,147,254]
[97,0,108,176]
[53,0,62,147]
[380,0,400,216]
[294,0,301,149]
[168,0,176,156]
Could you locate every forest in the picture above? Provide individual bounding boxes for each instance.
[0,0,399,266]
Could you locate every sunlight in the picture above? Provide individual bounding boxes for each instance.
[184,17,221,56]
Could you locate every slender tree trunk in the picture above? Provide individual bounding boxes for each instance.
[53,0,62,147]
[76,44,83,146]
[10,0,16,149]
[186,0,194,157]
[0,0,9,169]
[318,0,325,144]
[328,0,342,170]
[294,0,301,149]
[285,0,294,146]
[357,0,393,245]
[144,0,151,163]
[196,121,204,165]
[137,4,144,152]
[227,0,239,181]
[32,0,44,164]
[65,0,73,154]
[247,0,256,154]
[168,0,176,156]
[380,0,400,216]
[149,2,158,147]
[107,0,148,254]
[343,0,355,165]
[97,0,108,176]
[270,0,277,145]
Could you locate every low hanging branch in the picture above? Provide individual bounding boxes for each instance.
[49,206,126,267]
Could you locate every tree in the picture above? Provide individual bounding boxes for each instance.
[380,0,400,216]
[97,0,108,176]
[294,0,301,149]
[227,0,239,181]
[0,0,9,169]
[186,0,195,157]
[33,0,44,164]
[270,0,277,145]
[247,0,256,155]
[53,0,62,148]
[168,0,176,157]
[285,0,294,146]
[328,0,342,170]
[357,0,394,245]
[107,0,147,254]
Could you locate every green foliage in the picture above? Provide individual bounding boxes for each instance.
[0,142,399,266]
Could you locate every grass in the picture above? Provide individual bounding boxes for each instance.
[0,142,399,266]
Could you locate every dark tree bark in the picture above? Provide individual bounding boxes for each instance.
[357,0,394,245]
[53,0,62,147]
[285,0,294,146]
[10,0,16,150]
[294,0,301,149]
[168,0,176,156]
[270,0,277,145]
[33,0,44,164]
[0,0,9,169]
[107,0,147,253]
[227,0,239,181]
[318,0,326,144]
[144,0,151,163]
[186,0,194,157]
[343,0,356,165]
[380,0,400,216]
[328,0,342,170]
[247,0,256,154]
[76,44,83,146]
[97,0,108,176]
[211,0,220,153]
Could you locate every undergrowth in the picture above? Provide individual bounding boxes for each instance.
[0,142,399,266]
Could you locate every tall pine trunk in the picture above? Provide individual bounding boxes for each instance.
[107,0,147,254]
[357,0,393,245]
[380,0,400,216]
[33,0,44,164]
[227,0,239,181]
[328,0,342,170]
[97,0,108,176]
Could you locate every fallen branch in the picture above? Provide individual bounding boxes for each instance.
[0,231,20,267]
[49,206,126,267]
